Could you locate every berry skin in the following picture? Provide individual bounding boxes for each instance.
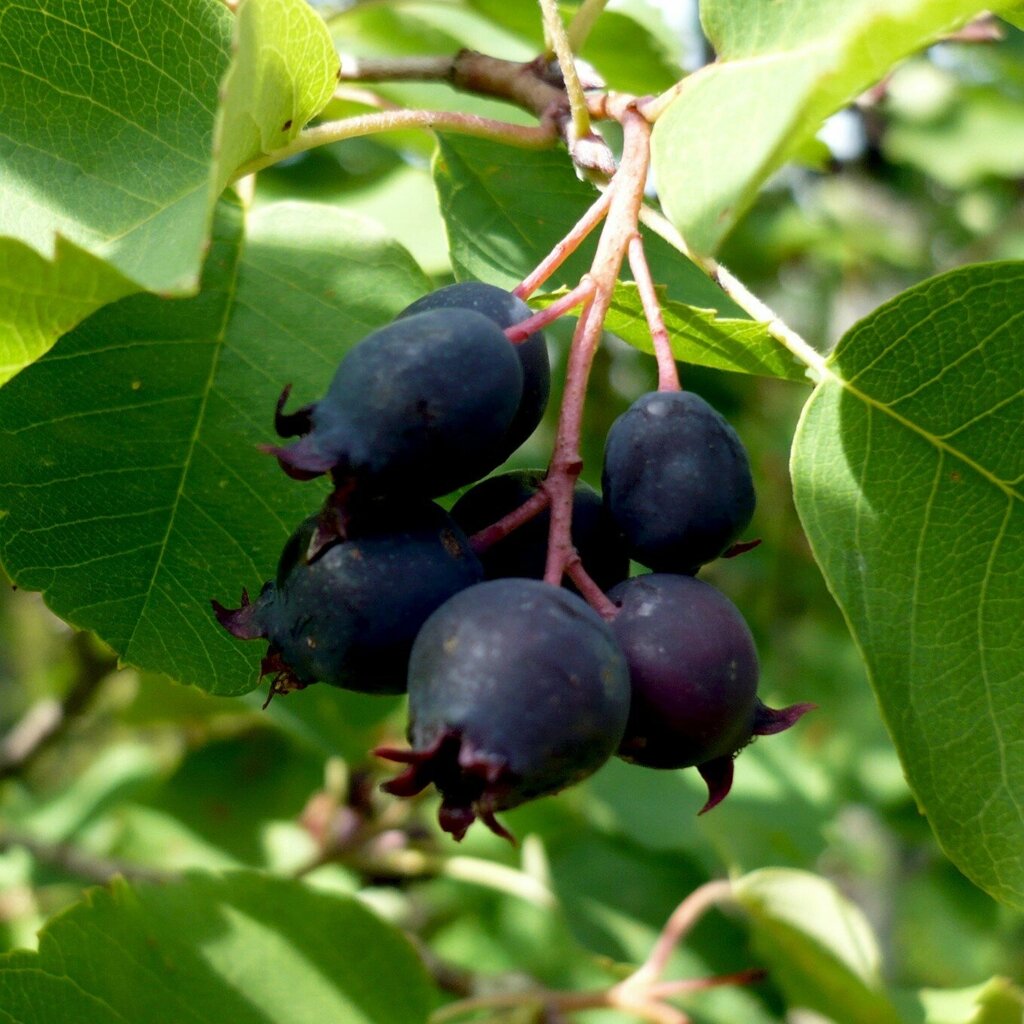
[602,390,756,573]
[450,469,628,592]
[272,308,523,496]
[213,502,483,696]
[608,574,813,812]
[398,282,550,459]
[377,579,631,841]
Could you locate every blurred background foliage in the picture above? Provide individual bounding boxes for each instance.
[2,3,1022,1020]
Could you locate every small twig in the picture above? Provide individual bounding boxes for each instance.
[625,879,733,988]
[626,234,680,392]
[515,190,612,299]
[538,0,591,141]
[506,277,596,341]
[636,205,825,382]
[567,0,610,52]
[0,829,178,885]
[232,109,556,181]
[338,54,455,82]
[0,632,116,781]
[339,49,618,178]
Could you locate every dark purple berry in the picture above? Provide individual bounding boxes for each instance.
[271,308,523,496]
[450,469,628,592]
[398,282,550,459]
[602,390,756,573]
[377,579,631,841]
[608,574,812,812]
[214,502,483,696]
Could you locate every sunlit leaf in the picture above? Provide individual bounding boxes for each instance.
[651,0,999,253]
[0,198,430,695]
[0,872,434,1024]
[792,261,1024,908]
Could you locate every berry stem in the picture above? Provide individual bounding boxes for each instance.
[514,190,612,299]
[637,204,826,383]
[627,234,681,392]
[543,104,652,591]
[469,488,550,554]
[506,277,596,341]
[564,558,619,621]
[625,879,734,988]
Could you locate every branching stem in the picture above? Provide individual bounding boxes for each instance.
[515,190,612,299]
[543,104,651,591]
[506,277,596,341]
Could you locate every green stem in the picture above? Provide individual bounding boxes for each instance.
[231,109,556,181]
[567,0,610,52]
[538,0,591,141]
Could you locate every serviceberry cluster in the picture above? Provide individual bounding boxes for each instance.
[214,280,811,841]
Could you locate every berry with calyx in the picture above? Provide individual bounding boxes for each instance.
[602,390,756,573]
[608,574,813,812]
[213,501,483,696]
[271,307,523,497]
[377,578,631,841]
[451,469,628,591]
[398,281,550,459]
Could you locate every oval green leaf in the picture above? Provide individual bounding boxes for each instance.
[0,872,434,1024]
[651,0,1003,254]
[792,261,1024,908]
[0,197,430,695]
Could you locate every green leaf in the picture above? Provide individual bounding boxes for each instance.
[0,239,137,388]
[214,0,340,190]
[0,872,434,1024]
[791,261,1024,908]
[537,283,811,382]
[733,868,902,1024]
[433,134,743,314]
[0,197,431,695]
[651,0,999,254]
[0,0,232,293]
[884,86,1024,189]
[893,977,1024,1024]
[0,0,338,382]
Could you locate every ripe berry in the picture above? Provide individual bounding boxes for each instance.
[602,390,756,573]
[608,574,813,812]
[450,469,628,591]
[214,501,483,696]
[377,579,631,841]
[398,281,550,459]
[272,308,523,496]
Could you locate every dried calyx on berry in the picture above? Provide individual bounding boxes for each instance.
[271,307,524,496]
[608,573,814,812]
[377,578,631,841]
